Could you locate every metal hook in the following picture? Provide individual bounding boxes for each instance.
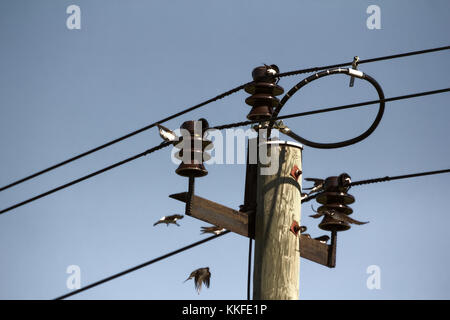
[349,56,360,87]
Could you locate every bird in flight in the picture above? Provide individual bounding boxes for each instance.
[200,226,226,235]
[153,214,184,227]
[310,207,368,225]
[157,123,178,143]
[304,177,325,195]
[184,267,211,294]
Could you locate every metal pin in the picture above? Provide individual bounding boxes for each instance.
[349,56,359,87]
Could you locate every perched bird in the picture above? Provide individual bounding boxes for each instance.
[304,177,325,195]
[310,207,368,225]
[264,64,279,76]
[153,214,184,227]
[338,173,352,191]
[314,235,330,244]
[184,267,211,294]
[157,123,178,143]
[200,225,226,235]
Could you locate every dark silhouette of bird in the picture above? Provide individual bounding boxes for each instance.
[153,214,184,227]
[304,178,325,195]
[200,225,226,235]
[264,64,279,76]
[184,267,211,294]
[157,123,178,143]
[310,207,368,225]
[314,235,330,243]
[338,173,352,191]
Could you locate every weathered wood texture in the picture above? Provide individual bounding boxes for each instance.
[169,192,333,268]
[253,142,302,300]
[169,192,251,238]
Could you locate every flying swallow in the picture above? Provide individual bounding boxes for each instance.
[153,214,184,227]
[349,56,359,87]
[310,207,368,225]
[304,178,325,195]
[184,267,211,294]
[200,226,226,235]
[314,235,330,243]
[157,123,178,143]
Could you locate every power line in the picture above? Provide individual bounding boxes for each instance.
[54,231,230,300]
[277,45,450,78]
[350,168,450,186]
[247,238,252,300]
[2,45,448,193]
[1,87,448,216]
[301,168,450,203]
[212,87,450,130]
[52,168,449,299]
[0,142,171,216]
[0,85,245,193]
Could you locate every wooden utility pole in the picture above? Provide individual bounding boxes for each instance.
[253,140,303,300]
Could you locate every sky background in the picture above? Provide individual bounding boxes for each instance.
[0,0,449,300]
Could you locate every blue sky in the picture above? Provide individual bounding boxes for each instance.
[0,0,449,299]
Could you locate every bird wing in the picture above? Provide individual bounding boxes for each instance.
[332,211,369,225]
[153,217,165,226]
[309,213,323,219]
[203,270,211,289]
[165,214,180,222]
[157,124,177,142]
[184,270,197,283]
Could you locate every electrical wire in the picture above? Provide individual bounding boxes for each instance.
[2,46,448,192]
[211,87,450,131]
[349,169,450,186]
[247,238,253,300]
[1,87,448,216]
[270,67,385,148]
[0,142,171,216]
[54,230,230,300]
[301,168,450,203]
[277,45,450,78]
[52,168,449,299]
[0,85,245,193]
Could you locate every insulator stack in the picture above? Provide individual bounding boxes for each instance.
[244,65,284,121]
[315,173,355,232]
[174,119,212,178]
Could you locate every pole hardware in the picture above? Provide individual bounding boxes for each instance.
[174,119,212,215]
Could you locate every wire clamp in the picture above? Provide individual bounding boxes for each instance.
[349,56,360,87]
